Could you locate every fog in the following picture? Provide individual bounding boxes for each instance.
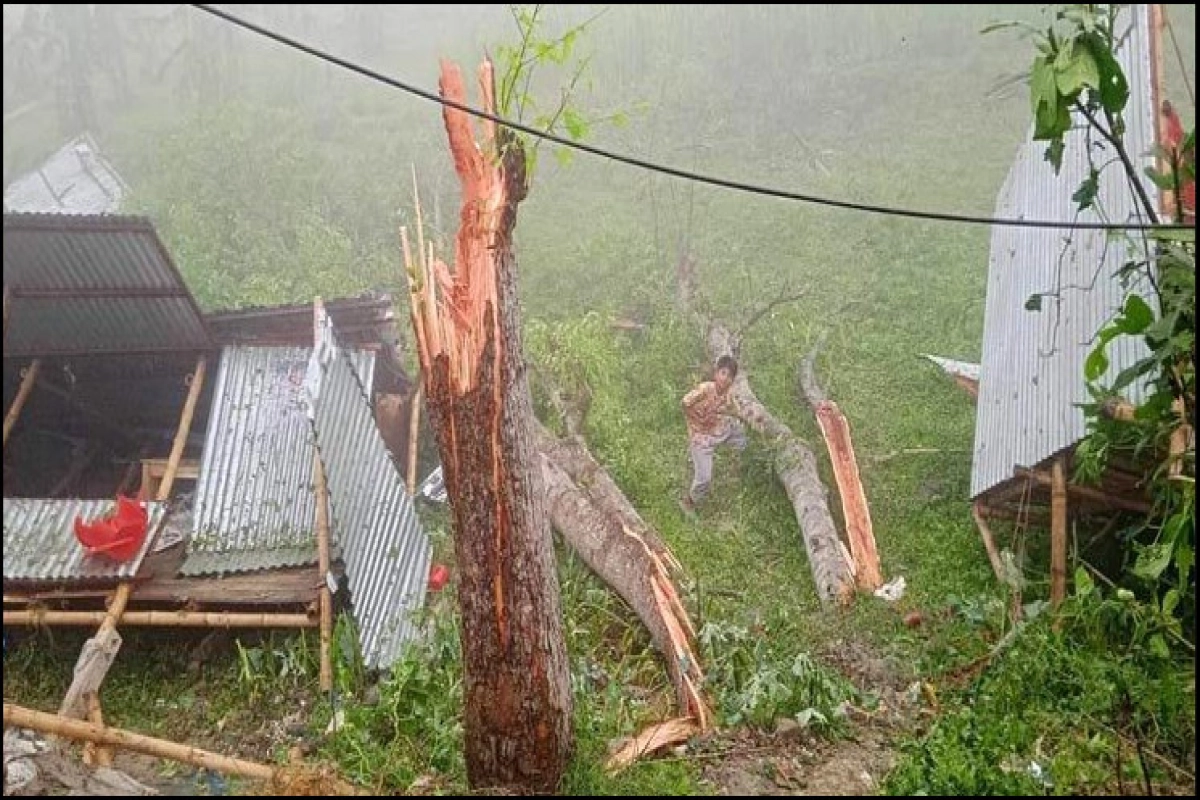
[3,4,1194,316]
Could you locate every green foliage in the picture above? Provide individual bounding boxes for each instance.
[495,5,632,179]
[323,603,466,788]
[1004,3,1196,624]
[698,621,856,729]
[990,5,1128,171]
[234,631,317,703]
[885,582,1196,796]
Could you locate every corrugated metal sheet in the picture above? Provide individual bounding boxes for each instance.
[308,310,430,670]
[4,134,126,215]
[3,213,211,358]
[3,498,169,583]
[971,4,1157,498]
[182,345,374,576]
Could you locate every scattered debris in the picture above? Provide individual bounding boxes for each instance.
[606,717,700,774]
[4,728,157,796]
[921,354,980,400]
[873,576,907,604]
[416,466,447,504]
[3,703,357,795]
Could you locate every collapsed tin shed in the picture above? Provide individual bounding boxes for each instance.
[3,212,431,674]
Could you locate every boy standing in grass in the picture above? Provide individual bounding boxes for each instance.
[680,355,747,516]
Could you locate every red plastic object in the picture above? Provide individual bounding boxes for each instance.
[428,563,450,592]
[74,495,149,563]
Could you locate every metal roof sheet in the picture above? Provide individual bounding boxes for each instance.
[3,213,211,358]
[3,498,169,584]
[308,309,430,670]
[971,4,1158,498]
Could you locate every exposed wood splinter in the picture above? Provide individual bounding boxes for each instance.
[801,337,883,591]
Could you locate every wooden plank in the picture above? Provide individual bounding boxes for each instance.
[9,568,324,607]
[3,359,41,448]
[142,457,201,481]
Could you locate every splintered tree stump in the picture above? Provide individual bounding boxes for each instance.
[400,59,571,794]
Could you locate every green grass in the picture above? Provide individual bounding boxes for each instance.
[3,3,1195,795]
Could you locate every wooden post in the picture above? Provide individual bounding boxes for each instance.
[3,359,40,448]
[314,453,334,693]
[406,383,423,495]
[81,692,110,767]
[312,298,334,693]
[1050,458,1068,609]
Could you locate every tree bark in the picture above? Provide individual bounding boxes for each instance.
[677,256,855,606]
[402,59,571,794]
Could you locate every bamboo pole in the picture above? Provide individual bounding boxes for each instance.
[62,355,207,760]
[3,359,41,448]
[971,501,1006,583]
[1050,459,1068,609]
[406,382,423,495]
[310,297,334,693]
[313,453,334,692]
[157,357,207,501]
[4,703,276,782]
[81,692,111,768]
[6,610,317,627]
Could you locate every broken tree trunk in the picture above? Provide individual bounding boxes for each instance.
[677,257,854,606]
[400,59,572,794]
[536,424,708,728]
[800,338,883,592]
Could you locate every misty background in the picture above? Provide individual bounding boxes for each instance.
[3,5,1194,324]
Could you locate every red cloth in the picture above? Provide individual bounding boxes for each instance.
[74,495,148,563]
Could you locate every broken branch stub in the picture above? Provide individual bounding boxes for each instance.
[400,58,571,795]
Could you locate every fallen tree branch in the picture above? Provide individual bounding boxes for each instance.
[677,256,854,606]
[800,336,883,591]
[734,287,806,340]
[539,451,707,728]
[4,703,353,791]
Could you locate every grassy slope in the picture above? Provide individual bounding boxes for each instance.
[3,4,1194,795]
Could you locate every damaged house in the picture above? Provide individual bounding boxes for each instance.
[2,212,432,692]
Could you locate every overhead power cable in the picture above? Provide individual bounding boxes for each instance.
[192,3,1189,233]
